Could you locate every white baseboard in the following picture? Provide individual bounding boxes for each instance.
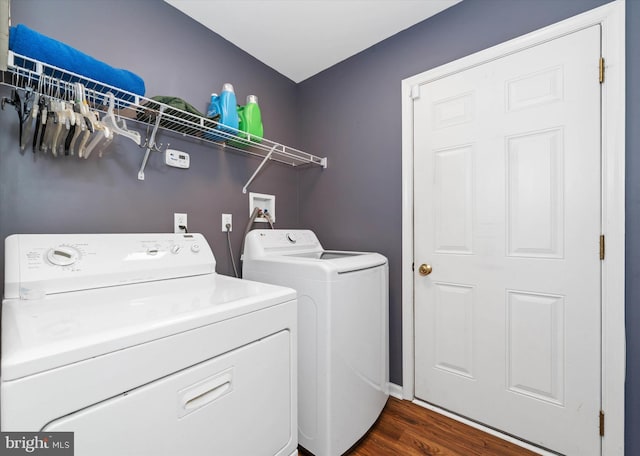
[387,382,403,400]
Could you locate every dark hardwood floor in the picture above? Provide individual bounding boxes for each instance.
[343,397,539,456]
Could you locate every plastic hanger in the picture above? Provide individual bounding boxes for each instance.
[41,81,59,154]
[37,98,50,153]
[77,112,97,158]
[32,94,46,153]
[62,98,78,156]
[1,85,36,150]
[51,101,74,156]
[101,92,141,145]
[66,84,85,156]
[73,83,99,158]
[2,87,36,154]
[27,77,45,152]
[83,120,112,159]
[38,80,55,154]
[67,111,86,156]
[47,99,65,157]
[96,127,115,158]
[21,91,38,151]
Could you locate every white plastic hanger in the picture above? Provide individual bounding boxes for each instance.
[50,101,73,157]
[21,91,38,151]
[83,121,112,159]
[43,80,65,156]
[74,83,100,158]
[68,111,85,156]
[19,74,38,151]
[101,92,141,145]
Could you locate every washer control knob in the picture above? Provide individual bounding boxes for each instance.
[286,233,297,243]
[191,243,201,253]
[170,244,181,254]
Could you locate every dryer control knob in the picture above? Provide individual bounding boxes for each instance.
[171,244,181,254]
[191,243,201,253]
[286,233,297,243]
[46,246,79,266]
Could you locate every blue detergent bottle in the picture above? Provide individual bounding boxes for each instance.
[218,83,239,136]
[205,93,222,141]
[205,84,239,141]
[207,93,220,118]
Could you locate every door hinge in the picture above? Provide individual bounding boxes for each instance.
[599,410,605,436]
[412,262,415,272]
[599,57,605,84]
[600,235,605,260]
[410,85,421,100]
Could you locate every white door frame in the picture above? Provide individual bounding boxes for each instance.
[400,1,626,455]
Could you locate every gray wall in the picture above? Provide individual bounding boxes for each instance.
[296,0,639,452]
[0,0,304,286]
[625,0,640,454]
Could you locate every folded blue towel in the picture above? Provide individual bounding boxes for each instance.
[9,24,145,100]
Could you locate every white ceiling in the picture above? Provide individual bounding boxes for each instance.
[164,0,462,83]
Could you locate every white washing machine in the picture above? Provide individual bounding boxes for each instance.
[242,230,389,456]
[1,233,298,456]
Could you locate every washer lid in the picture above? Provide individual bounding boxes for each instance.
[287,251,366,260]
[243,230,387,274]
[1,274,295,381]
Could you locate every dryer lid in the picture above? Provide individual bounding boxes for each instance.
[1,274,295,380]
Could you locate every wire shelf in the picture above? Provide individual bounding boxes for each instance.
[1,51,327,176]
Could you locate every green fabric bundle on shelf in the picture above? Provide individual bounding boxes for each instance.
[137,96,220,138]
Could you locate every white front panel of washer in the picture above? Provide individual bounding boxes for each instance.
[329,265,389,455]
[44,331,294,456]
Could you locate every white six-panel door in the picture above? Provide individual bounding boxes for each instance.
[413,25,602,455]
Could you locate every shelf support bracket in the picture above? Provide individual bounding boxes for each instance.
[242,143,278,194]
[138,105,165,181]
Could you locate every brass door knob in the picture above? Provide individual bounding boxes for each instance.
[418,264,433,276]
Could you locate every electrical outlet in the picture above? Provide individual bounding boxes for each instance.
[174,213,187,233]
[222,213,232,232]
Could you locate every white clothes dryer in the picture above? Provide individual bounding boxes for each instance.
[1,233,298,456]
[242,230,389,456]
